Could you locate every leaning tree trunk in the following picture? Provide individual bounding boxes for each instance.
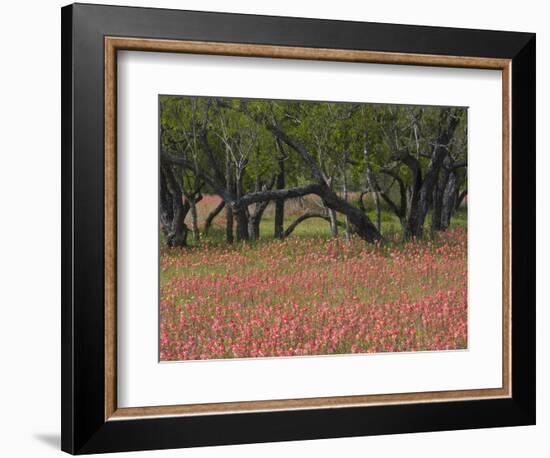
[319,185,381,243]
[456,189,467,210]
[204,200,225,235]
[225,181,382,243]
[248,117,382,243]
[282,211,344,238]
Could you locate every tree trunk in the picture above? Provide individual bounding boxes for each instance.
[403,163,424,240]
[274,145,286,239]
[378,170,408,234]
[249,200,270,241]
[431,156,451,234]
[225,206,234,244]
[225,148,235,244]
[189,199,200,242]
[372,189,381,233]
[403,111,460,240]
[342,164,351,241]
[319,185,381,242]
[441,171,459,230]
[236,181,382,243]
[204,200,225,235]
[168,198,190,247]
[412,168,442,239]
[274,198,285,239]
[328,208,339,237]
[248,218,259,241]
[431,182,442,234]
[456,189,467,210]
[159,169,174,239]
[234,206,249,242]
[264,122,382,242]
[363,136,381,232]
[430,175,445,234]
[161,166,190,247]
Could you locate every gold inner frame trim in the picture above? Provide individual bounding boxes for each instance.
[104,36,512,421]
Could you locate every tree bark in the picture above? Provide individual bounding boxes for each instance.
[188,194,203,242]
[165,109,385,243]
[274,140,286,239]
[266,124,382,242]
[204,200,225,235]
[342,159,351,241]
[456,189,467,210]
[234,205,250,242]
[379,169,407,231]
[159,168,174,239]
[225,205,234,244]
[248,200,270,240]
[441,171,459,230]
[328,208,339,237]
[225,148,235,244]
[235,181,382,243]
[431,165,449,234]
[403,110,460,239]
[161,165,190,247]
[403,157,424,240]
[320,186,381,242]
[364,136,381,232]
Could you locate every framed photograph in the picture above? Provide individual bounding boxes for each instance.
[61,3,536,454]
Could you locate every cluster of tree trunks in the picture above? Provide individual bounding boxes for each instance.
[368,110,465,240]
[160,100,466,247]
[262,121,382,243]
[159,165,202,247]
[164,125,383,244]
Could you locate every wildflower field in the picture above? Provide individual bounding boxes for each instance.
[159,197,468,361]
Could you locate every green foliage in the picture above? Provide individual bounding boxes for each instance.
[159,95,467,241]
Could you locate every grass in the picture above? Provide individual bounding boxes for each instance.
[160,229,467,360]
[176,194,467,247]
[159,195,468,361]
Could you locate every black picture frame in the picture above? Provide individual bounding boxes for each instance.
[61,3,535,454]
